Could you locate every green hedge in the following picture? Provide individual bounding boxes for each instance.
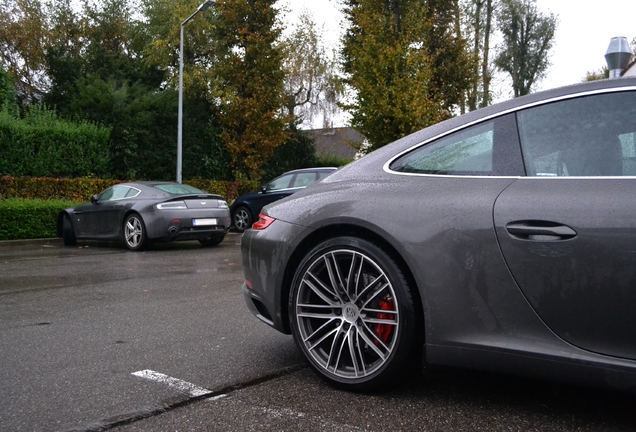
[0,177,262,241]
[0,106,111,178]
[0,176,260,202]
[0,198,81,240]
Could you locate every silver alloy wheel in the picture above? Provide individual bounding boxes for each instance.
[124,215,144,249]
[294,248,399,380]
[233,207,252,231]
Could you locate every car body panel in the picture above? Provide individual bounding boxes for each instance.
[241,77,636,390]
[494,178,636,361]
[58,182,231,247]
[230,167,338,229]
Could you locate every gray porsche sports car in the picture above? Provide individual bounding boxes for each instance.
[58,182,231,251]
[242,77,636,391]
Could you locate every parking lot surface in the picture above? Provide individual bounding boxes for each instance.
[1,236,635,431]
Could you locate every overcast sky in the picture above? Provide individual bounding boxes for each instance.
[280,0,635,89]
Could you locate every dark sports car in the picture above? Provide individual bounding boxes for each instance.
[58,182,231,251]
[230,167,337,232]
[242,77,636,391]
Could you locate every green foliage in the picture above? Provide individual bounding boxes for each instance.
[0,0,49,104]
[183,179,259,200]
[314,154,353,168]
[0,175,254,202]
[262,128,317,181]
[0,64,16,110]
[214,0,288,181]
[0,176,120,201]
[341,0,474,151]
[584,67,610,82]
[142,0,218,98]
[0,105,110,177]
[495,0,557,97]
[282,10,343,128]
[0,198,81,240]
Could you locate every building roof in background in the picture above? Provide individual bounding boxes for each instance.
[306,127,365,159]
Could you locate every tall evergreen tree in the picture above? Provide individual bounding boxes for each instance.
[341,0,474,151]
[213,0,288,181]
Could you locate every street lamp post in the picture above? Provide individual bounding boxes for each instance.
[177,0,215,183]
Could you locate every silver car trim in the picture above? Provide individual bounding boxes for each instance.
[383,85,636,179]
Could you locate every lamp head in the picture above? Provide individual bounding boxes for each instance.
[198,0,214,12]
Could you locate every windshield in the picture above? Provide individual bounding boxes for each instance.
[153,184,206,195]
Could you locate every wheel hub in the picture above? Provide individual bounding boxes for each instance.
[342,303,359,323]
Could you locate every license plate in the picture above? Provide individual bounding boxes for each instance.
[193,218,217,226]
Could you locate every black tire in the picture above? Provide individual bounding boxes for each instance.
[62,214,76,246]
[199,234,225,247]
[289,236,421,391]
[123,213,147,251]
[233,206,252,232]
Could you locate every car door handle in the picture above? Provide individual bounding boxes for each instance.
[505,222,577,240]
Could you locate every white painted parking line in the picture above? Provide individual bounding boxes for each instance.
[132,369,211,397]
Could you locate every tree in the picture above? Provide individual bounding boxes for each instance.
[494,0,557,97]
[462,0,496,111]
[214,0,288,181]
[0,0,49,104]
[282,10,343,129]
[0,64,16,109]
[341,0,474,151]
[142,0,218,97]
[583,67,609,82]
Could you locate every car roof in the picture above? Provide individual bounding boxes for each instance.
[283,167,338,174]
[345,77,636,169]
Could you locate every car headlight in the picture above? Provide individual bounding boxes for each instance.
[156,201,187,210]
[218,200,229,209]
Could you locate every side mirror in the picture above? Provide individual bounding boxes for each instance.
[90,195,99,204]
[260,186,267,193]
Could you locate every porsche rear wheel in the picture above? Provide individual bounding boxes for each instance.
[123,213,147,251]
[290,237,420,391]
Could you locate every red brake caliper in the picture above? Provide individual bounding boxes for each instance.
[373,296,395,346]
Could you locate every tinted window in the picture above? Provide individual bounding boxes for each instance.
[267,174,294,191]
[154,184,205,194]
[391,121,498,175]
[517,91,636,177]
[292,172,317,188]
[98,186,135,202]
[317,171,333,180]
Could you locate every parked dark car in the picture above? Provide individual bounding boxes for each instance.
[230,167,337,232]
[241,77,636,391]
[57,182,231,251]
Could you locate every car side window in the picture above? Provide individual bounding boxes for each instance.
[517,91,636,177]
[317,171,332,180]
[389,114,523,176]
[98,186,131,202]
[292,172,317,188]
[266,174,294,191]
[390,122,495,175]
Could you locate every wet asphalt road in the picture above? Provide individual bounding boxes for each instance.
[1,235,635,431]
